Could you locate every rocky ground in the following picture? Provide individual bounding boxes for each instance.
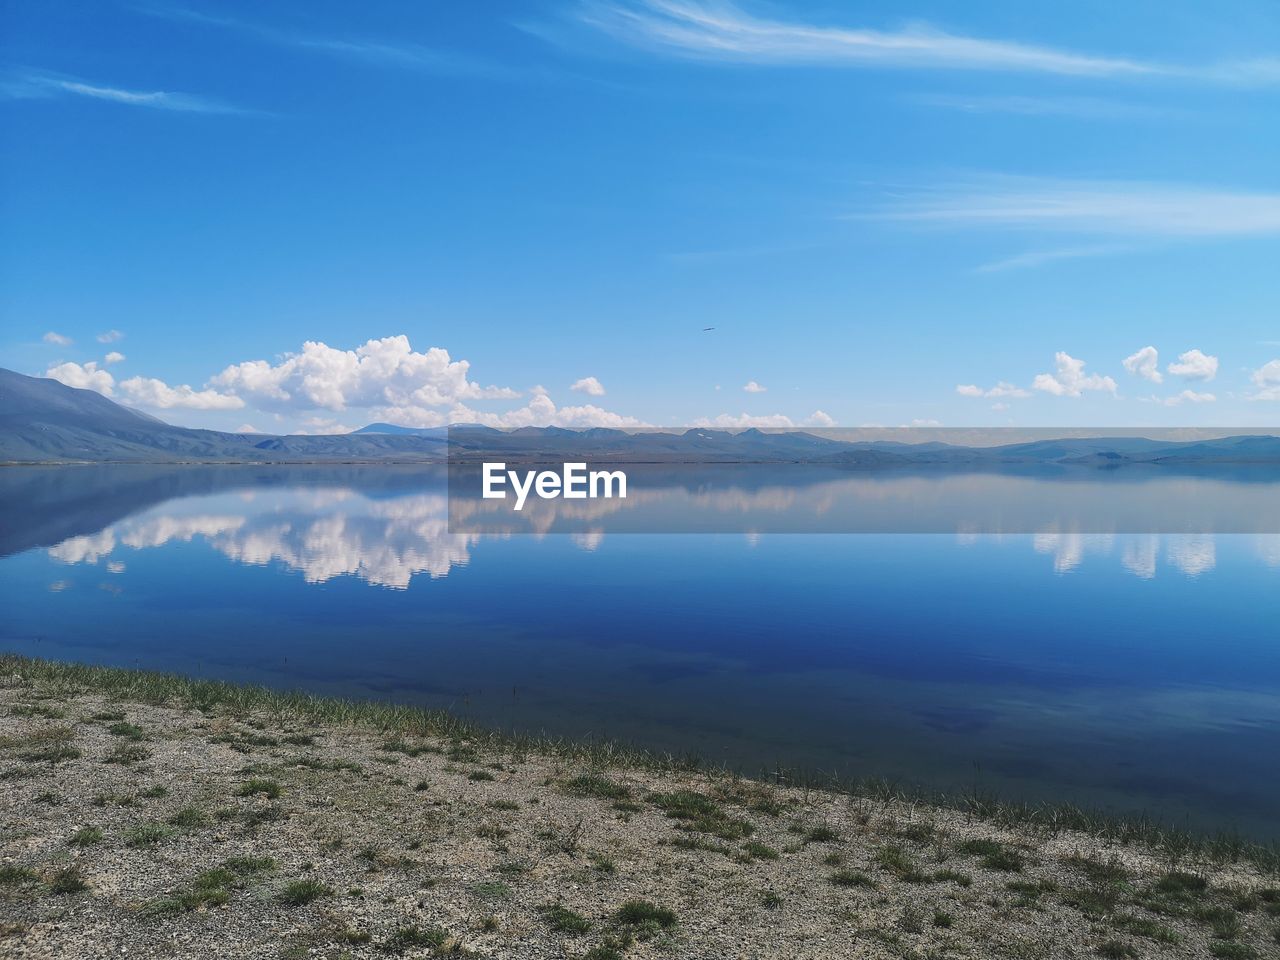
[1,664,1278,959]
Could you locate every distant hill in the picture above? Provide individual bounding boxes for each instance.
[0,368,447,463]
[2,367,1278,465]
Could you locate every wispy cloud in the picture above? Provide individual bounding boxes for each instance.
[870,177,1280,239]
[144,5,507,78]
[908,93,1176,121]
[4,71,247,114]
[572,1,1280,84]
[974,243,1135,273]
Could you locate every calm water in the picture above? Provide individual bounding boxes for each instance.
[2,465,1278,838]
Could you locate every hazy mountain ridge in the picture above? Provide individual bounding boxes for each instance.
[3,368,1279,464]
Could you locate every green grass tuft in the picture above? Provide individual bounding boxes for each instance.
[538,903,592,934]
[277,878,332,906]
[236,777,281,799]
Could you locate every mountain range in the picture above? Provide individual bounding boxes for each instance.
[3,367,1278,465]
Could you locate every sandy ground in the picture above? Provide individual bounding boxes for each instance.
[1,672,1278,959]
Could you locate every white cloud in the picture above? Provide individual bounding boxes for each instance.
[42,331,72,346]
[235,423,262,434]
[118,376,244,410]
[374,390,645,430]
[1250,359,1280,400]
[211,336,519,418]
[1032,352,1117,397]
[907,418,942,427]
[103,351,126,365]
[1122,346,1162,383]
[45,360,114,395]
[1166,348,1218,381]
[955,380,1030,399]
[1163,389,1216,406]
[96,329,124,343]
[570,376,606,396]
[689,412,797,428]
[742,380,767,393]
[805,410,836,427]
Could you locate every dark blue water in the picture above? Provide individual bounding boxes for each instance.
[1,465,1277,837]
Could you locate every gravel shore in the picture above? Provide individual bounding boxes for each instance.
[2,663,1277,959]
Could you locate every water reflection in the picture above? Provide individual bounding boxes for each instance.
[36,480,1280,589]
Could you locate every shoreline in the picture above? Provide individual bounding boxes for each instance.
[2,655,1278,958]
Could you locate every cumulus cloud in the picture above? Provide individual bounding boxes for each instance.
[235,423,262,434]
[103,351,125,365]
[1167,348,1218,381]
[42,331,72,346]
[690,412,796,428]
[1163,389,1216,406]
[570,376,606,396]
[118,376,244,410]
[375,390,645,430]
[1251,359,1280,400]
[1122,346,1162,383]
[1032,352,1117,397]
[689,411,834,428]
[45,360,114,395]
[955,381,1030,399]
[211,336,519,415]
[742,380,767,393]
[97,329,124,343]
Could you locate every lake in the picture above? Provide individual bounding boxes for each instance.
[1,464,1278,838]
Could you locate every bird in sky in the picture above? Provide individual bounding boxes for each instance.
[702,326,715,331]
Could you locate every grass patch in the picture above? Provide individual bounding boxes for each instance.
[875,844,927,882]
[68,826,104,847]
[222,855,275,875]
[168,807,208,828]
[805,825,841,843]
[1096,940,1137,959]
[125,822,174,846]
[0,865,38,885]
[563,772,631,801]
[614,899,677,930]
[539,903,592,934]
[742,841,780,861]
[106,721,147,741]
[380,736,438,757]
[467,769,495,782]
[277,878,332,907]
[831,869,876,888]
[48,866,89,895]
[236,777,281,799]
[383,925,449,953]
[650,789,753,840]
[958,837,1024,872]
[1111,913,1180,944]
[104,743,150,765]
[1209,945,1258,960]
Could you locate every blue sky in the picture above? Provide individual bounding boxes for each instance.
[2,0,1279,432]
